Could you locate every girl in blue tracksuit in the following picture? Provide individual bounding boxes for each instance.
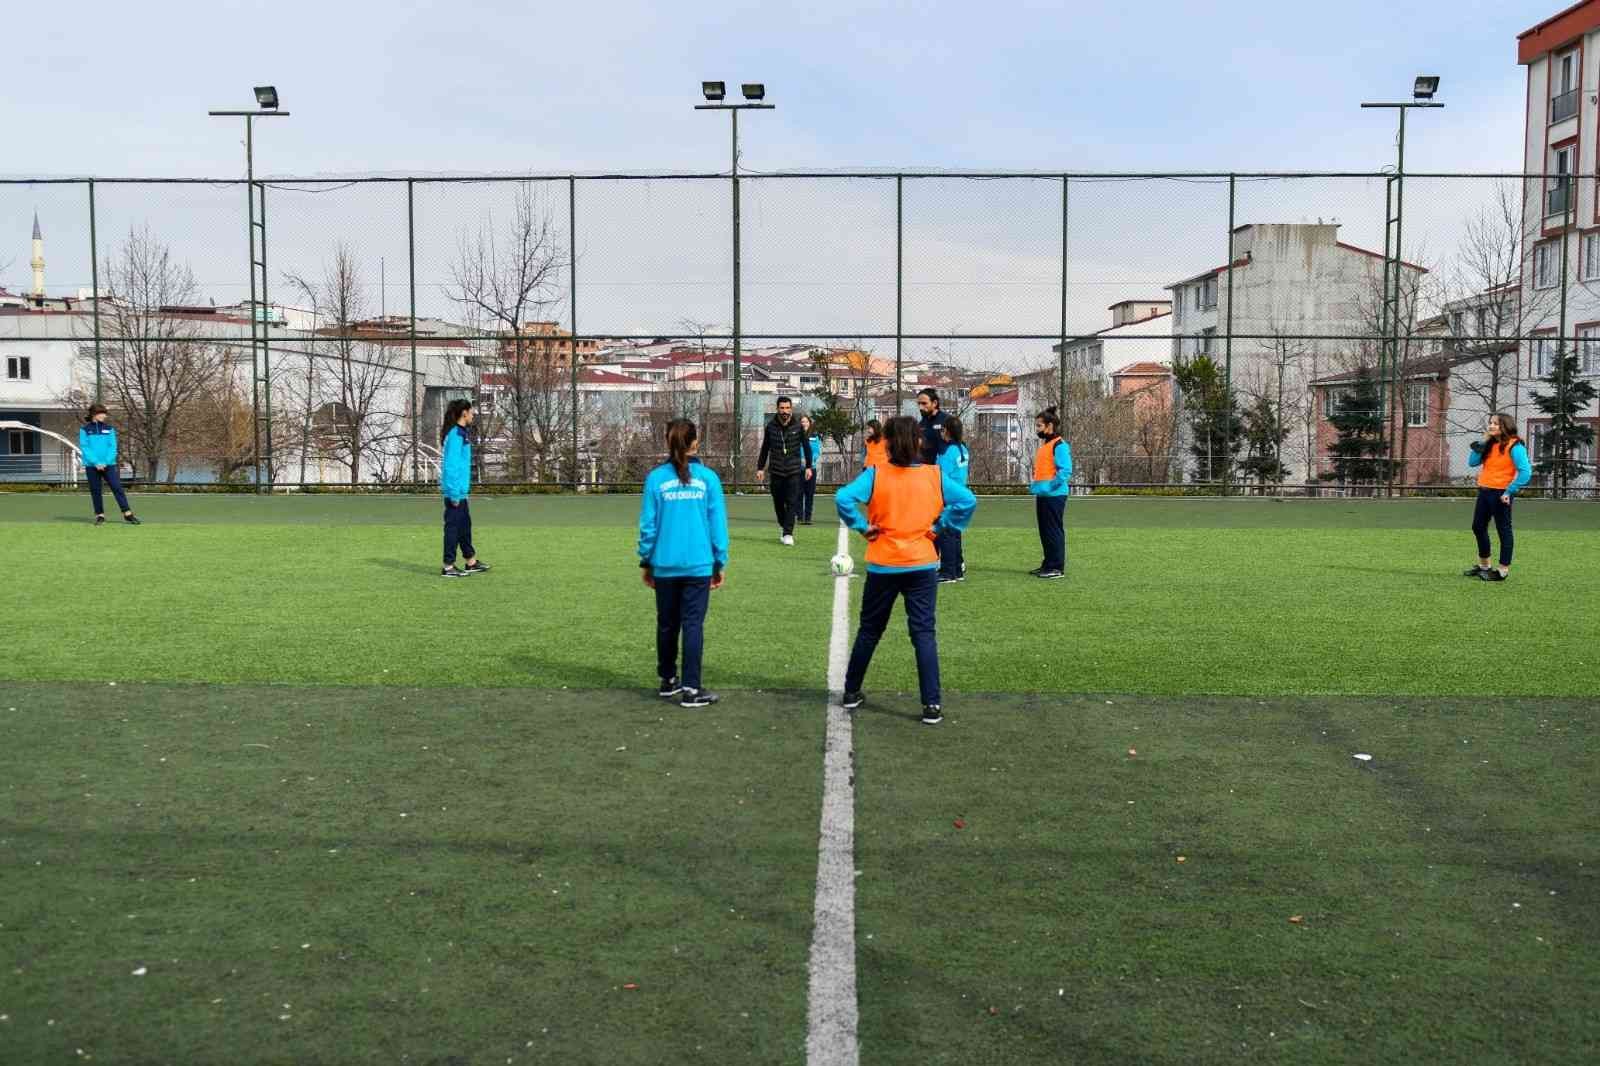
[439,398,489,578]
[638,418,730,708]
[78,404,140,525]
[799,415,823,525]
[936,416,970,582]
[1029,406,1072,579]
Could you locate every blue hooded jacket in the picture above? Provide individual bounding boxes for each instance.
[638,459,730,579]
[441,425,472,502]
[937,442,970,488]
[79,422,118,469]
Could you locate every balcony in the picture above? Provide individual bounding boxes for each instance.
[1547,178,1573,219]
[1552,88,1580,124]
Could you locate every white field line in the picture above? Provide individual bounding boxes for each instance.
[805,520,860,1066]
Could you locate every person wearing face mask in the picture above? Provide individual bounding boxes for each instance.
[1028,406,1072,580]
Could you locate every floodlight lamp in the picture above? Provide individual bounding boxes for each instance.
[254,85,280,109]
[701,81,726,102]
[741,83,765,101]
[1413,76,1440,100]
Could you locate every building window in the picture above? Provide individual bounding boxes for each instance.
[1199,327,1216,355]
[7,429,39,455]
[1450,311,1465,336]
[1532,334,1559,377]
[1405,381,1429,427]
[4,356,29,381]
[1581,325,1600,376]
[1202,278,1218,309]
[1475,308,1489,337]
[1532,421,1596,465]
[1553,51,1580,122]
[1584,233,1600,281]
[1325,387,1353,418]
[1533,241,1559,289]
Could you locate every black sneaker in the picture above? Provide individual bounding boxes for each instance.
[1462,565,1488,577]
[658,677,684,699]
[1036,569,1065,580]
[920,705,944,725]
[441,566,468,578]
[841,691,865,711]
[680,688,720,708]
[123,514,141,525]
[1028,566,1045,576]
[463,560,491,574]
[1480,569,1508,582]
[938,575,961,585]
[94,515,106,526]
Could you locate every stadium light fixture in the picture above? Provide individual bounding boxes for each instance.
[702,81,726,102]
[254,85,280,110]
[741,83,765,101]
[1412,76,1440,100]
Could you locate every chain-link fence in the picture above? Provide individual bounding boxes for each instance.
[3,172,1597,497]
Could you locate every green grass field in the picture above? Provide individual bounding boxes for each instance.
[2,492,1597,1063]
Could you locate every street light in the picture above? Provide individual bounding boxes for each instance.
[210,88,291,492]
[695,81,775,492]
[1361,78,1444,491]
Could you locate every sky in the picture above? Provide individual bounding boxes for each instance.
[0,0,1575,361]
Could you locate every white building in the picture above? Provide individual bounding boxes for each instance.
[1166,223,1427,479]
[1516,2,1600,479]
[1054,300,1172,390]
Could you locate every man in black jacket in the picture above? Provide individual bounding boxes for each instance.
[916,387,949,465]
[755,396,814,545]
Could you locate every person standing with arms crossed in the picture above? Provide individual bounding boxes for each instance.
[936,416,970,584]
[754,396,813,545]
[439,398,490,578]
[1464,411,1531,583]
[639,419,728,708]
[78,404,141,525]
[835,415,977,725]
[1029,406,1071,580]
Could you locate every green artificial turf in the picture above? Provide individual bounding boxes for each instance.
[3,493,1596,697]
[851,693,1599,1065]
[0,683,824,1065]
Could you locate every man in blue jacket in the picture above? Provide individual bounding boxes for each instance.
[440,398,489,577]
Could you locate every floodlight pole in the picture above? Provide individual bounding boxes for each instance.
[1360,98,1442,493]
[210,106,290,492]
[696,96,774,491]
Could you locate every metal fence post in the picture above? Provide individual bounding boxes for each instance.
[260,181,274,490]
[1223,174,1236,496]
[731,110,743,490]
[570,176,580,490]
[88,179,102,402]
[408,178,419,484]
[896,174,904,411]
[1059,175,1068,421]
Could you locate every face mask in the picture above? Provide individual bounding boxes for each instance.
[1037,431,1053,440]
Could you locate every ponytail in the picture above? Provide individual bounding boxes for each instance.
[665,418,698,484]
[441,398,473,445]
[1036,406,1061,436]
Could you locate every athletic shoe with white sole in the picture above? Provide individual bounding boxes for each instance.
[781,534,795,546]
[680,688,720,708]
[1480,569,1509,582]
[123,514,141,525]
[94,515,106,525]
[1036,569,1064,580]
[1462,565,1489,577]
[463,560,492,574]
[657,677,684,698]
[920,705,944,725]
[441,566,468,578]
[841,691,865,711]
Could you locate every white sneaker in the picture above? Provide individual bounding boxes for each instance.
[781,534,795,546]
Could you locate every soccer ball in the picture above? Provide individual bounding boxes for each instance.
[829,553,855,577]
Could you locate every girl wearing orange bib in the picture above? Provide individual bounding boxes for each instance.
[862,419,888,470]
[835,416,977,724]
[1464,411,1531,582]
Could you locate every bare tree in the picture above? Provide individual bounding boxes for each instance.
[1246,328,1312,480]
[97,226,230,481]
[1343,249,1435,491]
[284,246,405,484]
[450,184,568,481]
[1442,181,1552,429]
